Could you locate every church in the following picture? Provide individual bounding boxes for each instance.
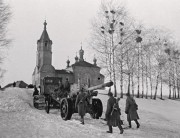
[32,21,104,88]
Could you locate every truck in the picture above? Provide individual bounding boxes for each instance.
[36,76,113,120]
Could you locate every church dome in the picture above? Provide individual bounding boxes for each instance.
[93,57,97,62]
[67,59,70,64]
[79,47,84,53]
[75,55,78,61]
[93,57,97,66]
[66,59,70,67]
[79,46,84,61]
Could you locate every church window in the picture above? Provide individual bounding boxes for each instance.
[45,41,48,48]
[45,42,47,47]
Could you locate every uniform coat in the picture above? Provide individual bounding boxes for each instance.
[64,80,70,92]
[125,96,139,121]
[106,96,122,127]
[75,92,87,116]
[33,88,39,96]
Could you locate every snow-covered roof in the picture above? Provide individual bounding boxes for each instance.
[55,69,73,74]
[71,60,100,68]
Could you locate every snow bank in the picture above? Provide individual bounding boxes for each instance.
[0,88,180,138]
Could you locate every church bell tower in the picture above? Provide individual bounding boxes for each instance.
[36,20,52,69]
[32,20,55,86]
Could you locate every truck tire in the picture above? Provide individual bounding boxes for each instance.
[60,98,73,120]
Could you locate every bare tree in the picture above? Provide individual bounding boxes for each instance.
[164,40,180,99]
[90,0,180,101]
[0,0,11,79]
[89,1,130,97]
[0,0,11,48]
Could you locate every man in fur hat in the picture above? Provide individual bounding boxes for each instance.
[125,93,140,128]
[75,87,87,124]
[105,92,123,134]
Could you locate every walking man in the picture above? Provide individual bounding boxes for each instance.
[75,87,87,125]
[125,93,140,128]
[105,92,124,134]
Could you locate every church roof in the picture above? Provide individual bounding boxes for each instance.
[39,20,51,42]
[71,61,100,68]
[39,30,50,42]
[55,69,73,74]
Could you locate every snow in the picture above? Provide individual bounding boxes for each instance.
[0,88,180,138]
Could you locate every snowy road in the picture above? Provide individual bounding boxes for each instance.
[0,88,180,138]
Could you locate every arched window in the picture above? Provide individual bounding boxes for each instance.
[45,41,48,48]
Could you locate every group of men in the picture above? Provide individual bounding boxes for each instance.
[75,88,140,135]
[32,78,71,98]
[54,78,71,98]
[105,92,140,134]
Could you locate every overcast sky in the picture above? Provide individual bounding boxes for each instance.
[1,0,180,86]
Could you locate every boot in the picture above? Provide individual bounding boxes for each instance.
[118,125,124,134]
[128,121,132,128]
[81,116,84,125]
[135,120,140,128]
[120,129,124,134]
[106,126,112,133]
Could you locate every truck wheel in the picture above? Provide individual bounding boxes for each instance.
[91,98,103,119]
[60,98,73,120]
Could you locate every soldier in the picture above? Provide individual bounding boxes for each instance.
[54,80,65,99]
[75,87,87,125]
[38,86,41,94]
[64,78,70,94]
[125,93,140,128]
[105,92,124,134]
[59,80,64,91]
[33,86,39,96]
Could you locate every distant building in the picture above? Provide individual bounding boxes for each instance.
[32,21,104,88]
[3,81,28,89]
[15,81,28,88]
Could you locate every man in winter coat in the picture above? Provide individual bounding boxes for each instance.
[125,93,140,128]
[33,86,39,96]
[59,80,64,91]
[105,92,124,134]
[55,80,66,98]
[64,78,70,94]
[75,87,87,125]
